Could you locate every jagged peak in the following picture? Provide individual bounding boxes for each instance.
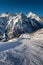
[27,12,38,18]
[27,12,41,22]
[11,12,27,21]
[17,12,27,20]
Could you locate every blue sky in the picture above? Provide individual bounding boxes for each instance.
[0,0,43,16]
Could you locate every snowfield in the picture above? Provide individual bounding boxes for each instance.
[0,33,43,65]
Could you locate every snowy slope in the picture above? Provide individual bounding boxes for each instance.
[0,30,43,65]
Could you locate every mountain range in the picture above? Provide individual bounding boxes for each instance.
[0,12,43,65]
[0,12,43,41]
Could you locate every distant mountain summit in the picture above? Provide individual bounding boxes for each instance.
[0,12,43,41]
[27,12,42,22]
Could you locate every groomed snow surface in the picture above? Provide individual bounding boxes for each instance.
[0,33,43,65]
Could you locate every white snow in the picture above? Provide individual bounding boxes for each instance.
[0,13,10,17]
[27,12,42,22]
[0,29,43,65]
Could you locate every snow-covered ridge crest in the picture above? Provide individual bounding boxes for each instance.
[0,13,10,17]
[27,12,42,22]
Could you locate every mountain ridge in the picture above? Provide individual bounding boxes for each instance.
[0,12,43,41]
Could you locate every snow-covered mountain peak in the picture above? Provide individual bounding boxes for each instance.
[16,12,27,19]
[6,12,28,33]
[17,12,28,22]
[8,12,27,25]
[0,12,10,17]
[27,12,42,22]
[27,12,38,18]
[19,12,25,16]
